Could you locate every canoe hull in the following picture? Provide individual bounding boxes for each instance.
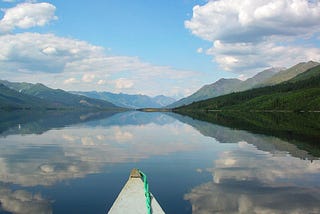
[108,169,165,214]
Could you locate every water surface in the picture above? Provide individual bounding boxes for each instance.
[0,110,319,213]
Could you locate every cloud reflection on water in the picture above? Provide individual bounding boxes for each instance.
[0,114,210,187]
[0,112,216,213]
[0,184,51,214]
[185,141,320,214]
[1,111,320,213]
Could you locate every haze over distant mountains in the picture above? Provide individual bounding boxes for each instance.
[70,91,176,109]
[0,79,176,110]
[168,61,319,108]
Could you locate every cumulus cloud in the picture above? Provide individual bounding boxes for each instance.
[97,79,106,85]
[0,2,57,33]
[0,33,104,73]
[82,73,95,83]
[0,32,201,97]
[186,0,320,42]
[63,77,78,84]
[0,1,202,97]
[186,0,320,73]
[207,40,320,73]
[115,78,134,90]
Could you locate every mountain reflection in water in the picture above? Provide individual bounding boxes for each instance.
[0,110,319,213]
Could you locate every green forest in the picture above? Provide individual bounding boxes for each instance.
[174,65,320,112]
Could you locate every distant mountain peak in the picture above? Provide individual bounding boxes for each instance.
[70,91,176,108]
[168,66,287,108]
[260,61,320,86]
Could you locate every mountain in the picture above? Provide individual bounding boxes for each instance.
[0,83,51,110]
[168,67,281,108]
[288,64,320,82]
[259,61,319,86]
[152,95,176,107]
[236,67,284,91]
[174,64,320,112]
[168,78,242,108]
[0,80,119,110]
[70,91,176,109]
[170,62,320,108]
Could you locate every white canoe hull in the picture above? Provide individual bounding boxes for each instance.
[108,169,165,214]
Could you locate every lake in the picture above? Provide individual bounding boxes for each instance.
[0,110,319,214]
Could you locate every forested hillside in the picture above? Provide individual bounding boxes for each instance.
[174,65,320,112]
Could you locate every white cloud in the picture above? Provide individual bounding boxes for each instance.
[186,0,320,73]
[0,32,202,98]
[207,40,320,74]
[63,77,78,84]
[196,47,203,53]
[238,74,247,81]
[115,78,134,90]
[42,46,57,55]
[97,79,106,85]
[82,73,95,82]
[186,0,320,42]
[0,33,104,73]
[0,2,57,33]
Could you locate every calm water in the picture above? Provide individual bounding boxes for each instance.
[0,110,319,214]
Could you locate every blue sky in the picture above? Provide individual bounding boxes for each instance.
[50,0,214,71]
[0,0,320,98]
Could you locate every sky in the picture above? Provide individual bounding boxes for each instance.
[0,0,320,98]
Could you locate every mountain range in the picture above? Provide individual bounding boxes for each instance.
[0,80,118,110]
[1,61,319,111]
[0,79,176,110]
[70,91,176,109]
[168,61,319,108]
[174,63,320,111]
